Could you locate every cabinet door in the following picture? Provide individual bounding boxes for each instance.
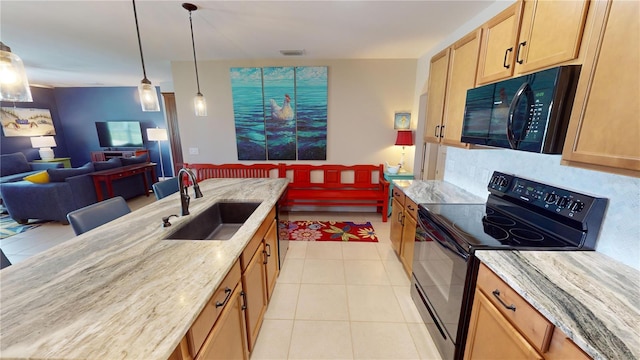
[476,2,524,85]
[264,220,279,301]
[464,290,544,360]
[400,212,416,277]
[442,29,481,147]
[515,0,589,74]
[196,284,249,360]
[241,244,267,352]
[562,0,640,175]
[390,198,404,255]
[424,48,451,143]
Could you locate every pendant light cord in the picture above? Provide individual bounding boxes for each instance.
[188,10,201,94]
[132,0,149,80]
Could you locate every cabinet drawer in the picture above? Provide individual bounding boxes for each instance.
[188,260,242,358]
[476,263,553,352]
[546,326,591,360]
[404,197,419,220]
[392,187,406,205]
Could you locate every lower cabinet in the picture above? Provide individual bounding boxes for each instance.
[389,187,418,277]
[465,263,590,360]
[170,206,280,360]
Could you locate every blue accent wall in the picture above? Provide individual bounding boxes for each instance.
[1,87,69,161]
[52,86,173,177]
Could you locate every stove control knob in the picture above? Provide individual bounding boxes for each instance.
[499,177,509,187]
[544,193,558,204]
[556,196,569,208]
[571,200,585,212]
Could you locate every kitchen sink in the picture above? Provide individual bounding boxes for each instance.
[164,201,261,240]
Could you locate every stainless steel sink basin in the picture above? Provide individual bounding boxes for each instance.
[164,202,261,240]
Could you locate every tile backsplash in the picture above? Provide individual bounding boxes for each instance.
[444,147,640,271]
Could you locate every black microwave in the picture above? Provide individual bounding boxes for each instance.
[461,65,581,153]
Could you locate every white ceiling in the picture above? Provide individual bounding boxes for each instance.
[1,0,496,89]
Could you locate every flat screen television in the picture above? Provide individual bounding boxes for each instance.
[95,121,144,148]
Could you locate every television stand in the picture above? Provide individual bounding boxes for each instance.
[91,149,149,162]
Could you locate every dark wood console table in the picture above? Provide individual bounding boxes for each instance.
[90,163,157,201]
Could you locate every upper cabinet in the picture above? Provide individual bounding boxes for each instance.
[425,29,481,148]
[476,0,590,85]
[561,0,640,176]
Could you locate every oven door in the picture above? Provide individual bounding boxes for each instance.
[411,207,470,359]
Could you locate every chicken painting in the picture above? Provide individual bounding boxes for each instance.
[270,94,294,121]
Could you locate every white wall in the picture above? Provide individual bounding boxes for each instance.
[412,1,640,270]
[172,59,417,168]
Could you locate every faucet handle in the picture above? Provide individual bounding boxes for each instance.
[162,214,179,227]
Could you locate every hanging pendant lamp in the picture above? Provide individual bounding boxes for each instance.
[183,3,207,117]
[0,42,33,102]
[132,0,160,112]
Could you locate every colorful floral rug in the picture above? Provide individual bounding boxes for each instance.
[0,213,45,240]
[279,220,378,242]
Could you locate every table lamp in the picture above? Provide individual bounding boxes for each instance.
[30,136,56,160]
[395,130,414,170]
[147,128,168,179]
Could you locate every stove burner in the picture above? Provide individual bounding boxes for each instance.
[485,215,517,227]
[483,223,509,241]
[485,208,495,215]
[509,228,545,242]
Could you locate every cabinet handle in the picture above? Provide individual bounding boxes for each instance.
[240,291,247,310]
[439,125,445,138]
[516,41,526,64]
[397,211,403,224]
[215,287,233,308]
[407,205,415,211]
[503,47,513,69]
[435,125,440,137]
[492,289,516,311]
[263,250,268,264]
[265,243,271,257]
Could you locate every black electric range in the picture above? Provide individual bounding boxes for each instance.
[410,171,608,360]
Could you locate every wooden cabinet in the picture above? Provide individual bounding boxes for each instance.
[477,0,589,85]
[389,187,417,277]
[465,263,591,360]
[561,0,640,176]
[424,48,451,143]
[264,220,279,301]
[441,29,482,147]
[476,2,524,84]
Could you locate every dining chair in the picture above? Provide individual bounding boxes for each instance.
[1,249,11,269]
[66,196,131,235]
[152,177,180,200]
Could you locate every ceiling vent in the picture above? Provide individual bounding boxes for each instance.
[280,49,305,56]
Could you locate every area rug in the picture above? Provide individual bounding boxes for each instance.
[0,213,45,240]
[279,220,378,242]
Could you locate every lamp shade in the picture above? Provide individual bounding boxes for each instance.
[395,130,414,146]
[0,42,33,102]
[30,136,57,148]
[146,128,168,141]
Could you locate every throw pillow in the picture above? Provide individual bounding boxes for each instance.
[121,155,148,166]
[93,157,122,171]
[24,171,50,184]
[0,152,31,177]
[47,162,95,182]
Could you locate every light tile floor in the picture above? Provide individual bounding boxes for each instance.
[1,204,442,360]
[251,211,442,360]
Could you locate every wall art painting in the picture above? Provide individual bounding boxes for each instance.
[230,66,327,160]
[394,112,411,130]
[1,107,56,137]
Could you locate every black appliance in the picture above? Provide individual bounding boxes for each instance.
[411,171,608,360]
[461,65,581,153]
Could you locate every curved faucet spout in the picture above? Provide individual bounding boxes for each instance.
[178,168,203,216]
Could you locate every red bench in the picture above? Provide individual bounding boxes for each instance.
[185,163,279,182]
[278,164,389,222]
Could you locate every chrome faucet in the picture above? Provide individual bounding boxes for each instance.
[178,168,203,216]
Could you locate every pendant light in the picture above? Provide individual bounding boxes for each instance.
[132,0,160,112]
[0,42,33,102]
[183,3,207,117]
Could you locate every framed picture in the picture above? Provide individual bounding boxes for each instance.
[1,107,56,137]
[394,112,411,130]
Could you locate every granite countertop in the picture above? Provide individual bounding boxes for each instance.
[392,179,485,204]
[0,178,289,360]
[476,250,640,360]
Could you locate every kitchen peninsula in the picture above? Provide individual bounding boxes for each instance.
[0,178,288,359]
